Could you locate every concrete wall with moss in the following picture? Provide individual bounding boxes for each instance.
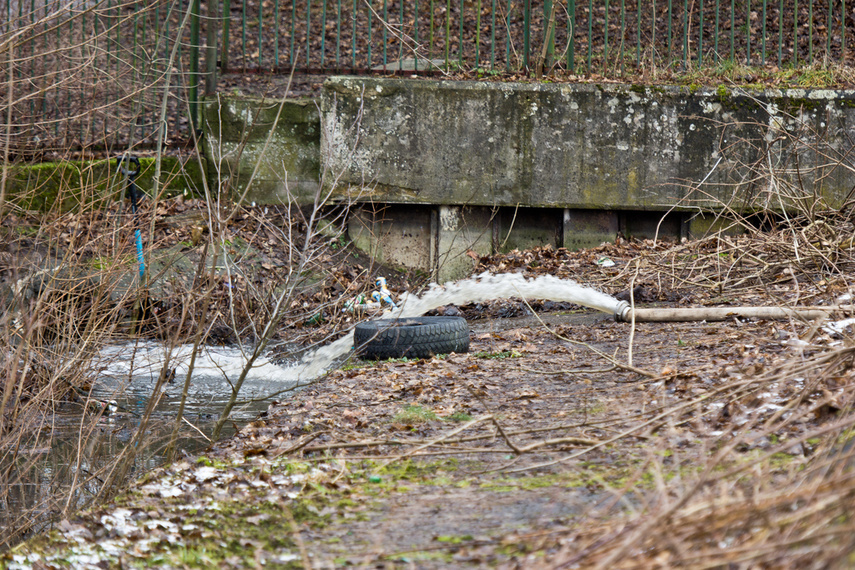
[202,96,321,205]
[322,78,855,211]
[5,157,205,212]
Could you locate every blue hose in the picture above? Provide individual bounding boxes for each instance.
[118,156,145,282]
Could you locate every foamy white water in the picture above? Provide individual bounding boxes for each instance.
[95,274,619,416]
[391,272,620,318]
[290,272,620,379]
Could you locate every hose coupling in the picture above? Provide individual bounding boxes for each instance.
[614,300,631,322]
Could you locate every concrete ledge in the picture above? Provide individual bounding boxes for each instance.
[323,77,855,210]
[202,95,321,205]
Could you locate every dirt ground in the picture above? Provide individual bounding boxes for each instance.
[8,214,855,568]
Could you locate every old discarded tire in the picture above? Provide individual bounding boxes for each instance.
[354,317,470,360]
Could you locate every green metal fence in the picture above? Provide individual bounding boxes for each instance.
[1,1,853,153]
[1,0,199,153]
[221,1,853,76]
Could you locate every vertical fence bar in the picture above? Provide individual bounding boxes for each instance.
[505,0,511,70]
[668,0,673,63]
[843,0,847,62]
[241,0,246,69]
[794,0,798,65]
[273,0,279,67]
[459,0,464,67]
[320,0,327,67]
[523,0,530,69]
[430,0,436,62]
[809,0,813,63]
[306,0,312,68]
[84,3,91,143]
[827,0,832,57]
[206,0,219,95]
[190,0,200,131]
[544,0,552,70]
[604,0,609,70]
[620,0,625,75]
[367,0,372,67]
[336,0,341,68]
[291,1,296,66]
[636,0,641,68]
[730,0,734,61]
[746,0,751,64]
[44,0,52,138]
[222,0,231,71]
[415,0,420,71]
[491,0,497,70]
[714,0,719,60]
[587,0,593,73]
[778,0,783,66]
[401,0,406,70]
[761,0,766,64]
[618,0,626,77]
[475,0,481,70]
[257,0,262,67]
[29,0,35,142]
[115,0,121,142]
[699,0,704,66]
[682,0,688,68]
[352,0,357,68]
[446,0,452,66]
[382,0,387,69]
[568,0,575,72]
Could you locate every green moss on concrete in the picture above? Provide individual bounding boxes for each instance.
[5,156,205,212]
[202,96,321,206]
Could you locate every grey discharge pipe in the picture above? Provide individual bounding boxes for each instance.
[613,301,854,323]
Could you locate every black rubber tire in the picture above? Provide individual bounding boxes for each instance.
[354,317,470,360]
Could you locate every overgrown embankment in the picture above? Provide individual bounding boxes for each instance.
[7,223,855,567]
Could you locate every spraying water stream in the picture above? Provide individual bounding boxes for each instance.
[290,273,621,381]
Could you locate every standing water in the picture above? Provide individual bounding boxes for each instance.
[2,273,620,543]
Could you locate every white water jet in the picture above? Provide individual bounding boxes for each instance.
[95,274,619,416]
[391,272,620,318]
[291,273,620,379]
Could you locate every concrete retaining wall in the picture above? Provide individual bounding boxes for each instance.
[202,96,321,204]
[322,77,855,211]
[205,79,855,281]
[7,157,204,212]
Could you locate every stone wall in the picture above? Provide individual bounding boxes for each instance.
[322,78,855,211]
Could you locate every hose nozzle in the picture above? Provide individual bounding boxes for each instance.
[614,300,631,322]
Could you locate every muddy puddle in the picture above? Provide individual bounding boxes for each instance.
[1,341,312,540]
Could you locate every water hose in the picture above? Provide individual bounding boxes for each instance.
[613,301,852,323]
[118,156,146,281]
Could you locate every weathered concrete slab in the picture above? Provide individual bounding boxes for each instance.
[348,204,435,276]
[202,79,855,281]
[322,78,855,211]
[202,96,321,205]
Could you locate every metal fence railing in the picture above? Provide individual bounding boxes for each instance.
[1,0,202,154]
[1,1,853,154]
[222,1,853,76]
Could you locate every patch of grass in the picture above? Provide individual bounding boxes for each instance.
[436,534,474,544]
[446,411,473,422]
[392,405,439,425]
[15,225,39,237]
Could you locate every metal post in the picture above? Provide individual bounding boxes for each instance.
[189,0,200,132]
[205,0,218,96]
[222,0,231,72]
